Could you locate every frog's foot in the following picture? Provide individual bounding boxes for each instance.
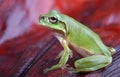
[69,70,77,74]
[61,64,69,69]
[69,50,73,58]
[66,67,77,74]
[43,68,50,73]
[66,66,74,71]
[43,64,69,73]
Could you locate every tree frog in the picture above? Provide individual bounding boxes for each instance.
[38,10,115,73]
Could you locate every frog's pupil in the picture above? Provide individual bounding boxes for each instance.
[51,17,56,20]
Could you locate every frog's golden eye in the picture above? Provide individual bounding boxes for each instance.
[49,16,58,23]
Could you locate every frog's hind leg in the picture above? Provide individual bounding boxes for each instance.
[71,55,112,73]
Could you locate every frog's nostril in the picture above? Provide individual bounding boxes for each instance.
[39,15,45,20]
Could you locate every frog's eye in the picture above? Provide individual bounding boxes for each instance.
[49,16,58,23]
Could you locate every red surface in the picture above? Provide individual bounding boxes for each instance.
[0,0,120,76]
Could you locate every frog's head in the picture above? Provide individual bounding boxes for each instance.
[38,10,66,34]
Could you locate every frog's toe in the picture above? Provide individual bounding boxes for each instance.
[61,64,69,69]
[69,50,73,58]
[43,68,50,73]
[66,67,75,71]
[68,70,78,74]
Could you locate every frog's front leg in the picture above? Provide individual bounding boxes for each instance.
[70,55,112,73]
[44,38,71,73]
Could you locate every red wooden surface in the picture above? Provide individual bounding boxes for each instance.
[0,0,120,77]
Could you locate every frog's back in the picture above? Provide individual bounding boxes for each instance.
[60,14,111,57]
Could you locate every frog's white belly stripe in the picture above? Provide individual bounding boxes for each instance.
[69,42,93,57]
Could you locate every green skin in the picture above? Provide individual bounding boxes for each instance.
[38,10,115,73]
